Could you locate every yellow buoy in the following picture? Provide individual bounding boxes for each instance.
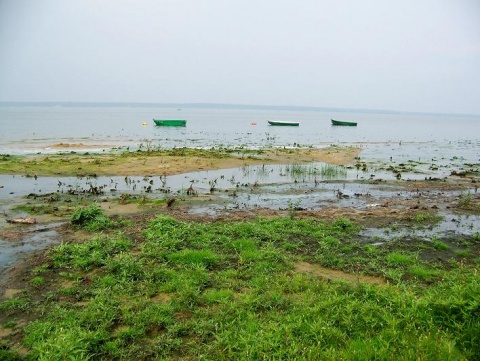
[142,122,147,126]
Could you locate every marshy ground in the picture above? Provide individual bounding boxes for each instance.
[0,145,479,359]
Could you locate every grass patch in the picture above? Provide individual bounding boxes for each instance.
[387,252,415,265]
[70,204,128,231]
[30,276,45,288]
[407,265,441,281]
[432,239,451,251]
[1,216,479,359]
[413,212,442,224]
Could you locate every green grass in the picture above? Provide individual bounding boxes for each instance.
[413,212,442,224]
[407,265,441,281]
[70,204,129,231]
[455,249,472,257]
[387,251,415,265]
[432,239,451,251]
[30,276,45,288]
[1,216,479,360]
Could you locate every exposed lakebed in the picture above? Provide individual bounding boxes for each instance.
[1,142,479,286]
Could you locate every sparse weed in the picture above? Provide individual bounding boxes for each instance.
[287,198,302,219]
[458,191,473,208]
[413,213,442,224]
[30,276,45,288]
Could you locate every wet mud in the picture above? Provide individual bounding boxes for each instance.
[0,144,479,294]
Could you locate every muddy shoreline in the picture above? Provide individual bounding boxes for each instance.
[0,144,479,359]
[1,145,479,294]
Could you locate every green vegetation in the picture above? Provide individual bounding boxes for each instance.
[432,238,451,251]
[457,190,480,211]
[413,212,442,224]
[70,204,128,231]
[283,163,347,179]
[1,215,479,360]
[29,276,45,288]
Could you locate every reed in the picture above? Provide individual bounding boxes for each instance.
[283,164,347,179]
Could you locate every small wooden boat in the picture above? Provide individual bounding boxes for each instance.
[267,120,300,126]
[331,119,357,126]
[153,119,187,127]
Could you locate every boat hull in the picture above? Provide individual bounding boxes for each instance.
[153,119,187,127]
[331,119,357,126]
[268,121,300,126]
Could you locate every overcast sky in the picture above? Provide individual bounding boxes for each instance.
[1,1,479,114]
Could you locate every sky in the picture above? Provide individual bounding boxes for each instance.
[1,0,479,114]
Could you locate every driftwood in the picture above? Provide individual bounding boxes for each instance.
[6,217,37,224]
[27,192,55,198]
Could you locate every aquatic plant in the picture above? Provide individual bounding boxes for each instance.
[458,190,473,209]
[283,164,347,180]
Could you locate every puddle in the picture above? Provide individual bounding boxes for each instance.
[0,222,63,285]
[358,141,480,180]
[188,180,470,216]
[359,214,480,243]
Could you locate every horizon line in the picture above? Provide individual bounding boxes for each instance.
[0,101,478,117]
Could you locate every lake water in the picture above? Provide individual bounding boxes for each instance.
[1,104,479,211]
[1,105,479,162]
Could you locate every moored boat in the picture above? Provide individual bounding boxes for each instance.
[153,119,187,127]
[331,119,357,126]
[267,120,300,126]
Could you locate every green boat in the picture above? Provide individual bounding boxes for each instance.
[331,119,357,126]
[267,120,300,126]
[153,119,187,127]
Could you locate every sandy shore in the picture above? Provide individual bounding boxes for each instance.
[1,146,362,177]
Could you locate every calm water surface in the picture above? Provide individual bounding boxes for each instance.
[1,106,479,162]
